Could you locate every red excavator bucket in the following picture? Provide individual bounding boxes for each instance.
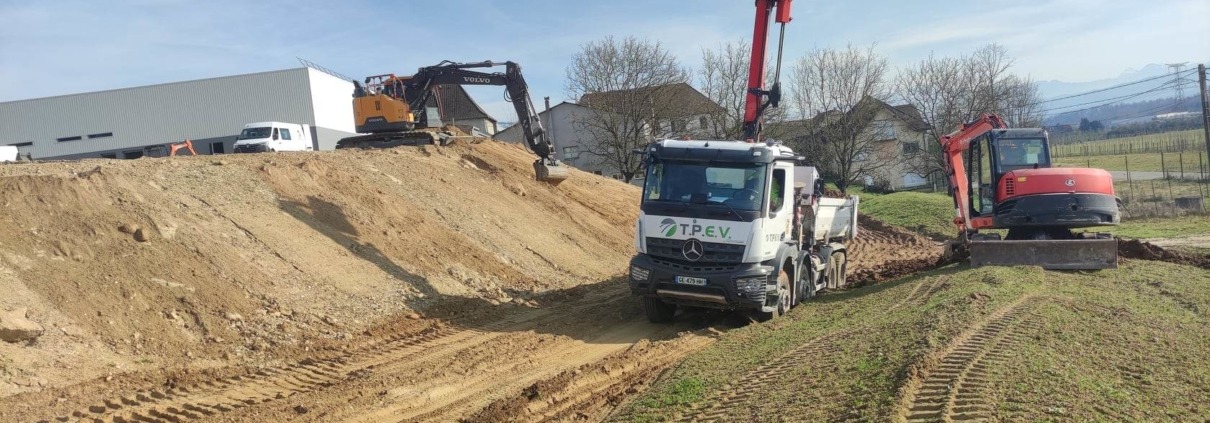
[968,238,1118,270]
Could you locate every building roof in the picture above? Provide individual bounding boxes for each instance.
[880,101,932,132]
[579,82,724,117]
[426,85,496,123]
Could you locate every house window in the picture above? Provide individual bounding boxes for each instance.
[902,142,920,155]
[57,136,82,142]
[562,146,579,160]
[87,132,113,139]
[874,121,895,140]
[699,116,708,128]
[855,150,870,162]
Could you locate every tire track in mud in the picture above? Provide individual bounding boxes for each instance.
[39,301,584,423]
[900,297,1042,423]
[676,276,946,422]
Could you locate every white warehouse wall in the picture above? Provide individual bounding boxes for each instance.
[306,68,357,151]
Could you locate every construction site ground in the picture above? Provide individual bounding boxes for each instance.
[0,136,1207,422]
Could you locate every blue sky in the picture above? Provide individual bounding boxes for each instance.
[1,0,1206,121]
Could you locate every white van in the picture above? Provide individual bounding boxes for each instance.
[233,122,314,153]
[0,146,18,162]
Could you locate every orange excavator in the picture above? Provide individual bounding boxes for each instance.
[941,113,1121,269]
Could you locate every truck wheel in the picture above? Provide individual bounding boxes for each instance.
[642,296,677,323]
[757,270,791,321]
[831,251,847,288]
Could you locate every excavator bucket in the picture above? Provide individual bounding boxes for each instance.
[535,161,569,185]
[968,238,1118,270]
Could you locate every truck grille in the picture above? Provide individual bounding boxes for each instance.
[650,257,740,273]
[645,237,744,266]
[234,144,265,153]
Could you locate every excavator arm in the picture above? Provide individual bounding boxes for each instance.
[939,113,1007,233]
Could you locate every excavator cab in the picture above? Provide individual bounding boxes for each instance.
[351,74,417,134]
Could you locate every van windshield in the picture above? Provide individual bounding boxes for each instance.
[237,127,272,140]
[643,161,767,211]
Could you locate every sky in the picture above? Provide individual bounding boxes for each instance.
[1,0,1207,123]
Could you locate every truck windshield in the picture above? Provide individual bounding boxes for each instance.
[995,138,1050,172]
[643,161,767,211]
[237,127,272,140]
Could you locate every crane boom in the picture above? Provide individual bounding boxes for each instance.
[741,0,793,142]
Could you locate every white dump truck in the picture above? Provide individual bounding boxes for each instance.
[233,122,315,153]
[628,139,859,322]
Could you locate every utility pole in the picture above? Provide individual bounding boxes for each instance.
[1198,64,1209,157]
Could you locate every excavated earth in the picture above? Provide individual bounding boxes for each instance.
[0,137,944,423]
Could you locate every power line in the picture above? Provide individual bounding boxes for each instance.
[1034,69,1194,105]
[1039,78,1197,115]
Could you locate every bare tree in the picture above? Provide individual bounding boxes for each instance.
[895,44,1043,181]
[696,40,788,140]
[565,36,690,182]
[786,44,894,192]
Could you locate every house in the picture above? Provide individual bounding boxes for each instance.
[578,82,725,140]
[494,101,615,176]
[769,98,934,191]
[495,83,725,182]
[426,85,498,135]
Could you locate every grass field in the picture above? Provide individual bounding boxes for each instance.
[857,190,955,240]
[1055,150,1209,173]
[615,261,1210,422]
[1052,129,1204,158]
[1114,214,1210,239]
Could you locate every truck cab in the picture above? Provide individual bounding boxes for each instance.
[629,139,857,323]
[234,122,315,153]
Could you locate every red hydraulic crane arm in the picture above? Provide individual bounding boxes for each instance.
[940,113,1007,232]
[741,0,792,142]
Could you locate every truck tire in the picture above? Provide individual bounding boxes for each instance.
[642,296,677,323]
[831,251,847,288]
[756,270,791,321]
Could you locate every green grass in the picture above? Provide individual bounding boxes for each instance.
[1052,130,1204,158]
[616,261,1210,422]
[856,190,956,240]
[1055,151,1209,173]
[1114,214,1210,239]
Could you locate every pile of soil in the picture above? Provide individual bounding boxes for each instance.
[0,138,640,397]
[1117,239,1210,269]
[848,215,947,285]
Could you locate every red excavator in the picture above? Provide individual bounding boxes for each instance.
[941,113,1121,269]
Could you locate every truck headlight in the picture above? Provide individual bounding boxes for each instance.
[630,265,650,281]
[735,275,767,295]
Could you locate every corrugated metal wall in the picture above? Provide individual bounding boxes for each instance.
[0,68,342,159]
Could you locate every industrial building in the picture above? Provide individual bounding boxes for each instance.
[0,67,358,160]
[0,67,501,160]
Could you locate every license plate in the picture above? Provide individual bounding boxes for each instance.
[675,276,707,286]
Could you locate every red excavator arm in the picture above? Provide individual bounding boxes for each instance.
[741,0,793,142]
[940,113,1008,233]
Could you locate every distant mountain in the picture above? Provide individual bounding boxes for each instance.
[1039,62,1207,125]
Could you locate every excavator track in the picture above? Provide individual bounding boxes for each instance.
[335,130,450,150]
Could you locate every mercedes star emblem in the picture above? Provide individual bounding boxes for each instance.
[682,239,704,262]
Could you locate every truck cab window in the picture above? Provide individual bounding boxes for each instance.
[770,169,785,212]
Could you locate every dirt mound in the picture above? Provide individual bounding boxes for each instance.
[848,215,947,285]
[0,140,639,397]
[1117,239,1210,269]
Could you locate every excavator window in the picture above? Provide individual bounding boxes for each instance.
[994,138,1049,172]
[968,136,995,216]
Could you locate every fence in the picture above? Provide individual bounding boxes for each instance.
[1052,132,1205,158]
